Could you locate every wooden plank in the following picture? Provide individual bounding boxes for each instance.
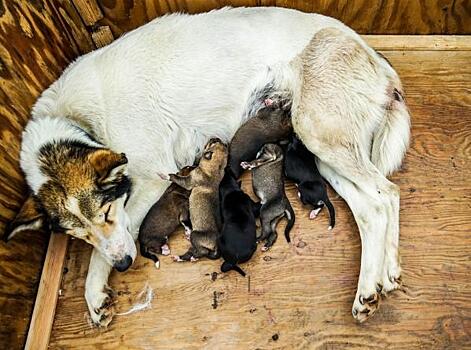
[72,0,103,26]
[96,0,471,37]
[363,35,471,51]
[48,44,471,349]
[24,233,68,350]
[91,26,114,48]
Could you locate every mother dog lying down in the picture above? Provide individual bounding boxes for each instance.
[5,7,410,326]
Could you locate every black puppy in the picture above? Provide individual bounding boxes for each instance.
[218,168,260,276]
[285,135,335,229]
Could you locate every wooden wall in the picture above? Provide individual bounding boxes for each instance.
[96,0,470,36]
[0,0,469,349]
[0,1,88,349]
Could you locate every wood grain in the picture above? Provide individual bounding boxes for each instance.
[48,40,471,349]
[0,2,86,350]
[24,233,68,350]
[95,0,471,37]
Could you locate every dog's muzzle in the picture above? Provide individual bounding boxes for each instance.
[114,255,133,272]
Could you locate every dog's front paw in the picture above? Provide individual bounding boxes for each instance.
[352,291,380,323]
[86,285,115,327]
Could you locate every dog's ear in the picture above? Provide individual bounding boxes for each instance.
[89,149,128,189]
[3,195,45,242]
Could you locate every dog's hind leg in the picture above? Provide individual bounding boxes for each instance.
[316,155,400,322]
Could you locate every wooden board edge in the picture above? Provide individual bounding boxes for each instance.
[362,35,471,51]
[24,233,69,350]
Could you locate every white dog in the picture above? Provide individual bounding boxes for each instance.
[5,7,410,325]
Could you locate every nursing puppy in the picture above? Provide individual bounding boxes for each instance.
[229,106,292,178]
[168,138,227,261]
[218,168,260,277]
[285,135,335,229]
[241,143,295,250]
[138,166,194,268]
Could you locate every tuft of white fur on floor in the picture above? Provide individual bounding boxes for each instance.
[116,282,154,316]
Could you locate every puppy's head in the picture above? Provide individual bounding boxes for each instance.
[256,143,283,162]
[6,145,136,272]
[199,138,228,175]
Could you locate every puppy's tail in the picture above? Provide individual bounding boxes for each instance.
[221,261,246,277]
[371,81,411,176]
[324,198,336,230]
[284,203,296,243]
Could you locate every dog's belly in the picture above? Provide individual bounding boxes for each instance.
[33,7,358,179]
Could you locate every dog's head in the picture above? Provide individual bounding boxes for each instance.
[5,146,136,272]
[199,138,228,175]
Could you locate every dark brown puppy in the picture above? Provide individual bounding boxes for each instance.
[241,143,295,251]
[229,106,292,178]
[138,166,194,268]
[168,138,228,261]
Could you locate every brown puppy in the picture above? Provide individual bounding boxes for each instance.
[229,105,292,178]
[167,138,228,261]
[241,143,295,251]
[138,166,194,268]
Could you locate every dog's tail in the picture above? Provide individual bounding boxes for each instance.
[371,76,411,176]
[324,197,336,230]
[284,203,296,243]
[221,261,246,277]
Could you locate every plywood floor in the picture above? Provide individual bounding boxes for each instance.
[49,36,471,349]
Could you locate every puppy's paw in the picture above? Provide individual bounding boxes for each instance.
[240,162,252,170]
[172,255,184,262]
[161,244,170,256]
[190,256,199,262]
[309,207,322,220]
[157,172,170,180]
[261,245,270,252]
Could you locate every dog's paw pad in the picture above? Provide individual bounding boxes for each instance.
[172,255,183,262]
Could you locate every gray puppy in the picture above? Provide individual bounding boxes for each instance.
[229,106,292,178]
[241,143,295,250]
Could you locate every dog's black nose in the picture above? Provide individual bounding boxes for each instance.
[114,255,133,272]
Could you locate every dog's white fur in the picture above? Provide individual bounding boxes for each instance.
[18,7,410,324]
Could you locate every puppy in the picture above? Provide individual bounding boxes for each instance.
[241,143,295,250]
[284,135,335,229]
[138,166,193,268]
[218,168,260,277]
[229,106,292,178]
[167,138,227,261]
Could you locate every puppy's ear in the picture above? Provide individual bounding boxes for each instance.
[4,195,45,242]
[89,149,128,189]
